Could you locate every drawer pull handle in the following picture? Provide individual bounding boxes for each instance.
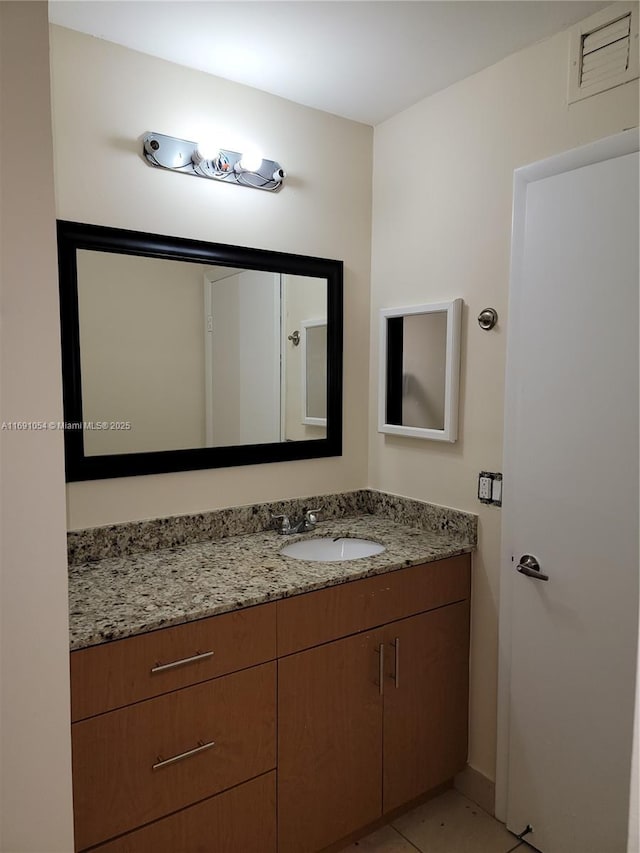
[151,650,214,673]
[152,739,216,770]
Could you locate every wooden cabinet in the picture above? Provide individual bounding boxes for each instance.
[90,772,276,853]
[277,554,470,657]
[382,601,470,813]
[72,663,276,850]
[276,556,471,853]
[71,602,276,721]
[278,630,384,853]
[70,555,470,853]
[70,603,277,851]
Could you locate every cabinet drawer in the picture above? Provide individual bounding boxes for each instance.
[71,602,276,721]
[277,555,470,656]
[90,772,276,853]
[72,662,276,851]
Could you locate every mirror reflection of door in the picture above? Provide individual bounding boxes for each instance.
[282,275,327,441]
[205,269,282,447]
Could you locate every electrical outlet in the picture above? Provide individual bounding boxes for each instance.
[478,471,503,506]
[478,474,493,501]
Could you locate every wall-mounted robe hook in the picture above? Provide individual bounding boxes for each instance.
[478,308,498,330]
[288,330,300,346]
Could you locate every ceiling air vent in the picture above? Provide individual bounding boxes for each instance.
[568,2,639,103]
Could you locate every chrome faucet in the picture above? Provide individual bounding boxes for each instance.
[272,509,320,535]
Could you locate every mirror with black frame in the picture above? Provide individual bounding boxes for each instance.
[57,221,343,481]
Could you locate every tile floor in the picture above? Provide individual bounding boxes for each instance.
[340,789,528,853]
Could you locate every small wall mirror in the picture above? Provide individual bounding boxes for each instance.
[57,221,343,480]
[301,320,327,427]
[378,299,462,442]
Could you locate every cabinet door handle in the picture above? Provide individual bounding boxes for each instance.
[150,650,214,673]
[376,643,385,695]
[392,637,400,689]
[152,739,216,770]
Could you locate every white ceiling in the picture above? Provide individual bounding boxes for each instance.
[49,1,608,125]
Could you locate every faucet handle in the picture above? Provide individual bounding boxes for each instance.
[271,514,291,534]
[305,509,320,525]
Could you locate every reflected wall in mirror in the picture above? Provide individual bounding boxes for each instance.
[77,253,327,455]
[378,299,462,442]
[58,221,343,480]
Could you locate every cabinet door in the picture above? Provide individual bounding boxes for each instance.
[278,631,384,853]
[383,600,470,813]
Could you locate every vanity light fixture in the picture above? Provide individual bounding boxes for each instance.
[142,131,286,192]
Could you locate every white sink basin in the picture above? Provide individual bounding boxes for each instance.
[280,537,385,562]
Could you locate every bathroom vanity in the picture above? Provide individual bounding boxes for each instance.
[58,223,476,850]
[67,493,475,852]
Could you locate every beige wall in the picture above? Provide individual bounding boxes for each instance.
[0,3,74,850]
[49,25,373,529]
[77,252,205,454]
[370,28,639,783]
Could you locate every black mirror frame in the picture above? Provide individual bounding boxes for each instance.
[57,220,343,482]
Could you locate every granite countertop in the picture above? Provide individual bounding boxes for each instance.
[68,514,474,651]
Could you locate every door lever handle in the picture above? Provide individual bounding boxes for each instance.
[517,554,549,582]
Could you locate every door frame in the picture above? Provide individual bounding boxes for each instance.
[495,127,639,823]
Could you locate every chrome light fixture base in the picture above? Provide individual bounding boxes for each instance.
[142,132,286,192]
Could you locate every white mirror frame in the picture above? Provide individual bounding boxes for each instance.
[378,299,462,442]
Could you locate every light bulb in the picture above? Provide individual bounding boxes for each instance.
[238,150,263,172]
[193,141,220,165]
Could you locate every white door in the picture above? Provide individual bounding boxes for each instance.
[499,134,639,853]
[205,270,281,446]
